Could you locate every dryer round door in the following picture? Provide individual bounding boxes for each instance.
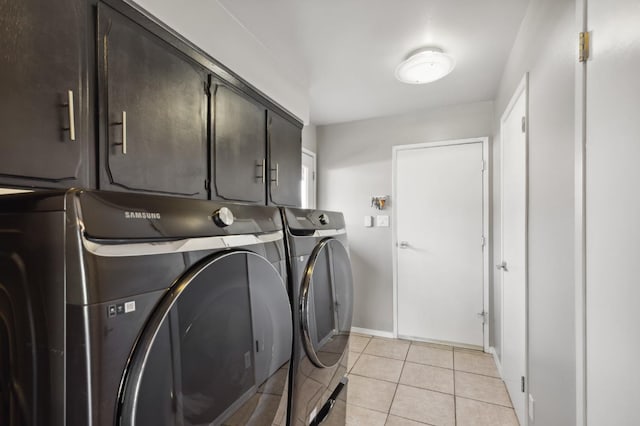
[300,238,354,369]
[116,251,292,426]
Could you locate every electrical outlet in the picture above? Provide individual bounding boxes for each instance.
[529,394,535,422]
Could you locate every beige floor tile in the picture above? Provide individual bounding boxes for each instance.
[406,345,453,369]
[385,415,429,425]
[347,374,397,413]
[454,372,512,407]
[352,354,404,383]
[348,351,361,372]
[364,338,410,360]
[410,340,454,351]
[455,397,519,426]
[350,335,372,353]
[454,351,500,378]
[390,384,454,426]
[346,404,388,426]
[399,362,454,394]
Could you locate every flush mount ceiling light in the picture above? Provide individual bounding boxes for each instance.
[395,48,455,84]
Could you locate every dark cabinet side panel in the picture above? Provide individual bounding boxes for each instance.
[98,3,208,198]
[0,0,89,187]
[212,84,266,204]
[268,111,302,207]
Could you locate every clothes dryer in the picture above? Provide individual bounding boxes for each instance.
[0,189,292,426]
[281,209,354,426]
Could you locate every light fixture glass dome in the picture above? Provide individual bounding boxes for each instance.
[395,48,455,84]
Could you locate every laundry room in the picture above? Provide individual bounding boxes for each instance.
[1,0,639,425]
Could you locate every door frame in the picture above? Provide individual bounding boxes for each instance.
[574,1,587,425]
[392,137,490,351]
[302,147,317,209]
[499,73,529,425]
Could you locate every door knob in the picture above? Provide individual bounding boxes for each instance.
[398,241,409,249]
[496,262,508,271]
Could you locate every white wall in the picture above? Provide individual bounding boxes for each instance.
[492,0,576,424]
[131,0,310,123]
[302,124,317,153]
[317,101,493,332]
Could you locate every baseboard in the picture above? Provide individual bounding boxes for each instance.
[351,326,395,339]
[489,346,504,378]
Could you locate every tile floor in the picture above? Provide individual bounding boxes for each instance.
[345,334,519,426]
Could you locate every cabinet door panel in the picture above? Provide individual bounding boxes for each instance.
[0,0,87,185]
[98,4,207,198]
[268,111,301,206]
[212,84,266,204]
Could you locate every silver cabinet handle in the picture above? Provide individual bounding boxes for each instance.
[66,90,76,141]
[398,241,409,249]
[496,262,507,271]
[271,163,279,187]
[121,111,127,154]
[256,159,265,183]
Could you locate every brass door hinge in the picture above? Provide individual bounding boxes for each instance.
[579,32,590,63]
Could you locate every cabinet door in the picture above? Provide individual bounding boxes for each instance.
[98,3,208,198]
[0,0,88,187]
[212,83,266,204]
[268,111,302,206]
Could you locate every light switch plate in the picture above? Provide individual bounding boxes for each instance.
[376,215,390,227]
[364,216,373,227]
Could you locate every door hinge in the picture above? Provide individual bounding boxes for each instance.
[521,376,526,393]
[579,31,590,63]
[521,116,526,133]
[481,236,486,247]
[312,171,316,181]
[481,160,486,171]
[204,179,210,190]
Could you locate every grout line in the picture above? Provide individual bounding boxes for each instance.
[454,369,503,380]
[455,395,517,410]
[385,411,437,426]
[453,368,502,379]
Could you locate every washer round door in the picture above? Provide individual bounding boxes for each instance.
[116,251,292,426]
[300,238,354,368]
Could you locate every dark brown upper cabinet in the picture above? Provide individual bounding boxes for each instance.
[0,0,89,188]
[211,82,267,204]
[97,2,208,198]
[268,111,302,207]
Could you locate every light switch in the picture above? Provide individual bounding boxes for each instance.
[376,215,390,227]
[364,216,373,227]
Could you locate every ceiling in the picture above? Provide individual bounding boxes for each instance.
[217,0,530,125]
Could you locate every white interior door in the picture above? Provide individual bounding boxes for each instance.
[301,149,316,209]
[500,79,528,425]
[396,141,485,347]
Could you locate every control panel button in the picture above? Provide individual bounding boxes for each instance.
[212,207,234,227]
[318,213,330,225]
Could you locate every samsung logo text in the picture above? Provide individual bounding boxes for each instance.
[124,211,161,220]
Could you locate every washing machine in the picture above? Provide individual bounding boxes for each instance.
[0,189,293,426]
[281,208,354,426]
